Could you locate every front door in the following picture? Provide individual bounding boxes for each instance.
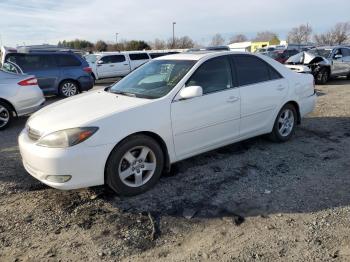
[171,56,241,159]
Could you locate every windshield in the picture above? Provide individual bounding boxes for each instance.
[84,54,98,63]
[307,48,332,58]
[109,59,196,99]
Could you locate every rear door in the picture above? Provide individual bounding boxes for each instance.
[232,54,288,135]
[128,53,150,70]
[109,54,130,76]
[18,54,59,92]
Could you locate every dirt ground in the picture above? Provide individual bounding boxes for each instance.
[0,79,350,262]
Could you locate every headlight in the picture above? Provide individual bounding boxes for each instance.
[37,127,99,148]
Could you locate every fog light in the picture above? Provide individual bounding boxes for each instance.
[45,175,72,183]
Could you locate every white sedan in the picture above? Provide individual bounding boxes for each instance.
[19,51,316,196]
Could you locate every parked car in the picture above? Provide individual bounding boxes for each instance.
[85,51,151,81]
[19,51,316,196]
[255,47,276,53]
[187,46,230,52]
[5,52,94,97]
[285,46,350,84]
[267,49,299,64]
[0,62,45,130]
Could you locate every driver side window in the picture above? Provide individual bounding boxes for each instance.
[186,56,233,95]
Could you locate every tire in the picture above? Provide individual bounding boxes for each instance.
[105,135,164,196]
[347,73,350,80]
[0,101,13,131]
[268,104,297,142]
[59,80,79,98]
[315,68,329,85]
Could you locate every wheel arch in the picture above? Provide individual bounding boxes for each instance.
[58,79,81,93]
[0,98,17,117]
[104,131,171,182]
[284,100,301,124]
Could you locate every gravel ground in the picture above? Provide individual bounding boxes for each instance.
[0,78,349,261]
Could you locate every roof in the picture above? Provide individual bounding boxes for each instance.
[156,51,245,61]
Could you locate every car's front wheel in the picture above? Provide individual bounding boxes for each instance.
[268,104,297,142]
[105,135,164,196]
[0,101,13,130]
[315,68,329,85]
[59,80,79,97]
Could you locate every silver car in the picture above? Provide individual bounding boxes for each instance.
[0,62,45,130]
[285,46,350,84]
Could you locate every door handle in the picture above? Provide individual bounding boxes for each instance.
[123,63,129,65]
[110,65,115,67]
[227,96,240,103]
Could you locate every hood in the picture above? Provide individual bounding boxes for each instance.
[27,90,152,134]
[286,51,329,65]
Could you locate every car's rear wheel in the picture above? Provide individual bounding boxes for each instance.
[0,101,13,130]
[315,68,329,85]
[268,104,297,142]
[59,80,79,97]
[105,135,164,196]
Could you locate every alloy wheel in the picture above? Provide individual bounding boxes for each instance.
[118,146,157,188]
[278,109,294,137]
[0,105,10,128]
[61,82,78,97]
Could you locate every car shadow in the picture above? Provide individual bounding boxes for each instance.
[98,116,350,220]
[1,116,349,222]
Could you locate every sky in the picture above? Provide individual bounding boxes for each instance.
[0,0,350,47]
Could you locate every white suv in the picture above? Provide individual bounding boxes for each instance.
[85,51,151,81]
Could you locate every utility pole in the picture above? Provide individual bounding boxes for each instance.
[115,33,119,44]
[172,22,176,48]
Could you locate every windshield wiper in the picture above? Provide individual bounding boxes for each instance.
[111,90,137,97]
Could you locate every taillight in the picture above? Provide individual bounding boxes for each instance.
[83,67,92,73]
[18,78,38,86]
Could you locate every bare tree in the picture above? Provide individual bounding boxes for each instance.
[229,34,248,43]
[149,38,167,49]
[314,22,350,45]
[253,31,278,42]
[287,24,313,44]
[166,36,195,49]
[211,33,225,46]
[331,22,350,45]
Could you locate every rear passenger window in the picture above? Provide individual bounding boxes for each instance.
[129,53,149,60]
[341,48,350,57]
[57,55,81,67]
[233,55,281,86]
[110,55,126,63]
[8,54,55,72]
[186,56,233,94]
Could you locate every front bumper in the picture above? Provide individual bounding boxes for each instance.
[18,129,113,190]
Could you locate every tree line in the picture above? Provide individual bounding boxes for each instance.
[57,21,350,52]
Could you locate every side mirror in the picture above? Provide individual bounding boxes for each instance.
[178,86,203,100]
[334,54,342,59]
[97,60,104,65]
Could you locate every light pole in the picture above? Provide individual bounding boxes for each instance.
[172,22,176,48]
[115,33,119,44]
